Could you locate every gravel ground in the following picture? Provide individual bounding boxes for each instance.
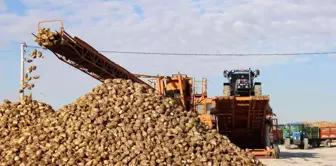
[260,143,336,166]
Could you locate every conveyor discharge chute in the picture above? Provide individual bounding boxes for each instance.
[33,20,152,88]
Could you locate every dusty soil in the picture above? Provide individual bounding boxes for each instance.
[260,143,336,166]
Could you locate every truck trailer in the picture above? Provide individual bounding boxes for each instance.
[284,123,336,149]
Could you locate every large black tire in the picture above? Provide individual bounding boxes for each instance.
[311,140,318,148]
[272,144,280,159]
[323,140,328,147]
[317,141,321,148]
[285,138,291,149]
[223,85,231,96]
[327,141,332,148]
[254,84,262,96]
[304,138,309,150]
[324,139,332,148]
[280,139,285,145]
[279,139,285,145]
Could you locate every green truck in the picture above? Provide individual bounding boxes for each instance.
[284,123,321,149]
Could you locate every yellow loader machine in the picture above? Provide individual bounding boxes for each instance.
[211,69,280,158]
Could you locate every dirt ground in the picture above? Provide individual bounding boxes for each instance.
[259,143,336,166]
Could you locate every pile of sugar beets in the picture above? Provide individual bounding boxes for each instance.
[1,28,265,165]
[0,79,265,166]
[304,121,336,127]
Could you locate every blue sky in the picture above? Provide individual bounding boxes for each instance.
[1,0,336,124]
[3,0,25,15]
[206,55,336,123]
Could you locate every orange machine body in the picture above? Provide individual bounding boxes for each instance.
[135,73,209,112]
[210,96,279,158]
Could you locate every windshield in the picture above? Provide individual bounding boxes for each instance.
[290,125,303,132]
[231,74,249,80]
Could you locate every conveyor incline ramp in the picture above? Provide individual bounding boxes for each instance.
[34,20,152,88]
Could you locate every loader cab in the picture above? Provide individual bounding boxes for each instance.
[223,68,260,96]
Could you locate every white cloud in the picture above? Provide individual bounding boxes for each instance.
[0,0,5,11]
[1,0,335,107]
[294,56,311,63]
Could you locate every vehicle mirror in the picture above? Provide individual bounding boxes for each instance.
[223,70,228,78]
[255,70,260,76]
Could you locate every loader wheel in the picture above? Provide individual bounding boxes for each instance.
[285,138,291,149]
[254,84,262,96]
[304,138,309,150]
[272,144,280,159]
[223,85,231,96]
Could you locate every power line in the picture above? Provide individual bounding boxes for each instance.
[26,45,336,56]
[0,50,15,53]
[99,50,336,56]
[0,45,39,53]
[26,45,43,49]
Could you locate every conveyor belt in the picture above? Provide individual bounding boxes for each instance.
[33,20,152,88]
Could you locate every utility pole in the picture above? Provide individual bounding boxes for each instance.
[20,42,26,101]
